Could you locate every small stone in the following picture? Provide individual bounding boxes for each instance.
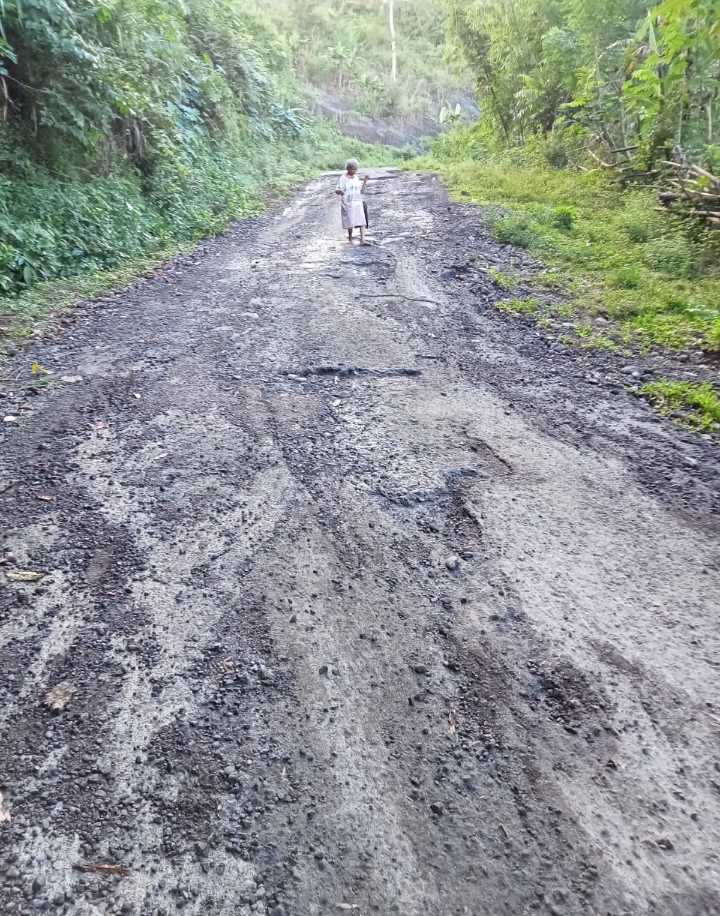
[318,665,328,676]
[430,802,443,816]
[290,614,297,623]
[445,556,460,571]
[32,875,45,895]
[656,837,674,850]
[413,664,428,675]
[6,866,20,880]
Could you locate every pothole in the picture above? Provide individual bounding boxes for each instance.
[282,365,422,381]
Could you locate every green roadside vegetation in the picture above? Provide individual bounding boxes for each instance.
[421,132,720,433]
[422,129,720,354]
[639,380,720,433]
[423,0,720,433]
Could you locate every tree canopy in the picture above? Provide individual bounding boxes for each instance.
[445,0,720,171]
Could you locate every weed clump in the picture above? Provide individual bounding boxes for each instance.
[639,380,720,432]
[493,215,537,249]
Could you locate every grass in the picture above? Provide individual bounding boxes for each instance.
[638,380,720,432]
[420,153,720,353]
[0,244,190,344]
[495,296,543,316]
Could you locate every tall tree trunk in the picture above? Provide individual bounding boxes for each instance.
[705,96,712,144]
[389,0,397,81]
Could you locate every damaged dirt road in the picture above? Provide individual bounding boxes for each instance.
[1,169,719,916]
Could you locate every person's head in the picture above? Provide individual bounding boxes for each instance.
[346,158,359,176]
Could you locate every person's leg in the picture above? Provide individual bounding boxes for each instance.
[348,228,354,242]
[359,226,370,246]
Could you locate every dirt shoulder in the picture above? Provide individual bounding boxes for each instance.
[0,170,718,916]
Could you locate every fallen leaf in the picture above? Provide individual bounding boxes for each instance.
[0,791,10,825]
[75,863,130,876]
[36,494,56,502]
[153,453,167,461]
[31,363,50,376]
[335,905,359,911]
[60,375,83,383]
[332,399,342,407]
[448,708,457,735]
[133,393,141,400]
[3,416,18,423]
[7,570,45,582]
[44,682,77,711]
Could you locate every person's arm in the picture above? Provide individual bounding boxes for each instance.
[335,176,344,196]
[361,175,369,193]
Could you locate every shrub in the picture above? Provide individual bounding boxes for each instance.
[552,206,574,230]
[493,215,537,248]
[610,267,641,289]
[643,236,697,279]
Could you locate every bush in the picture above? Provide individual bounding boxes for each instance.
[544,139,569,169]
[423,139,720,351]
[493,215,537,248]
[643,236,697,279]
[610,267,641,289]
[552,206,574,230]
[623,216,653,244]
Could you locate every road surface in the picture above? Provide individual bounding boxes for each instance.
[1,169,719,916]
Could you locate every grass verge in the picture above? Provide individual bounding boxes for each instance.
[418,153,720,353]
[0,244,190,346]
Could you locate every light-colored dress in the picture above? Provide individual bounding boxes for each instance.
[336,174,365,229]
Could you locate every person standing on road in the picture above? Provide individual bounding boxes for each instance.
[335,159,370,245]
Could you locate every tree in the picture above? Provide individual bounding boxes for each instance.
[384,0,398,81]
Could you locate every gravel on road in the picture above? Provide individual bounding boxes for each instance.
[1,169,719,916]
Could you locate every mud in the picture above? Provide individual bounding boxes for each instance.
[1,169,719,916]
